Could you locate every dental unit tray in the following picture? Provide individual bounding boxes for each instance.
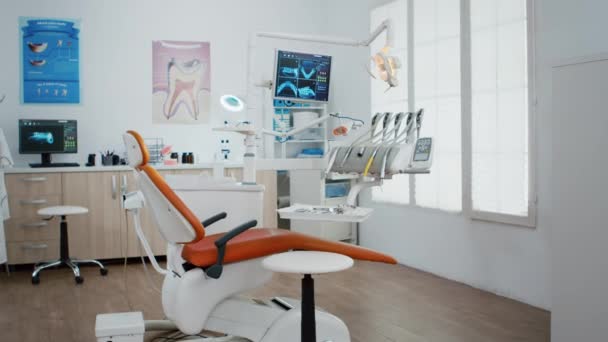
[277,203,374,223]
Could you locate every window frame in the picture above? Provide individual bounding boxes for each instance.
[461,0,537,228]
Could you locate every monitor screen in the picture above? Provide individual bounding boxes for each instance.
[19,119,77,154]
[274,50,332,103]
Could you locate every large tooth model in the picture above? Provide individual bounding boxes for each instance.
[163,58,204,120]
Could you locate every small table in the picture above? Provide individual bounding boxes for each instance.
[262,251,354,342]
[33,206,108,284]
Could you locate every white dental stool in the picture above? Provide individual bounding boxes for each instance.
[33,205,108,285]
[262,251,354,342]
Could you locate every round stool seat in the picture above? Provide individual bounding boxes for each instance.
[38,206,89,217]
[262,251,354,275]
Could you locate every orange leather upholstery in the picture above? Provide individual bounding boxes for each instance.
[182,228,397,267]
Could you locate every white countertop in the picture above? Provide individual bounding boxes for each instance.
[2,158,326,174]
[2,161,244,174]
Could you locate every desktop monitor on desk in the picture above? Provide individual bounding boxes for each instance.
[19,119,79,167]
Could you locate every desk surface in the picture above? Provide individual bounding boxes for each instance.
[2,162,244,174]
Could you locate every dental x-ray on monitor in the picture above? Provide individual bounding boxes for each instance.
[273,50,332,103]
[19,119,78,167]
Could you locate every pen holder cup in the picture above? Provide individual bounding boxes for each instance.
[101,155,113,166]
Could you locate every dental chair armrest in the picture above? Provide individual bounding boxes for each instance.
[201,212,228,227]
[205,219,258,279]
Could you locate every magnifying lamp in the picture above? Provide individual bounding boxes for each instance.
[220,95,245,113]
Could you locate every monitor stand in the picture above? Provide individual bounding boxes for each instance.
[29,153,80,168]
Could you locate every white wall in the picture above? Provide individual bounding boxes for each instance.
[544,1,608,340]
[0,0,347,165]
[551,57,608,342]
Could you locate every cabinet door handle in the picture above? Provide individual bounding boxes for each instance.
[121,175,128,195]
[21,221,48,228]
[20,199,47,205]
[21,176,47,182]
[22,243,48,250]
[112,175,117,200]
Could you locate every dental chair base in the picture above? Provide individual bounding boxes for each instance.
[95,258,350,342]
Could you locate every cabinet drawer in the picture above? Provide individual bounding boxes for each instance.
[7,240,59,265]
[8,194,62,218]
[4,218,59,242]
[5,173,62,197]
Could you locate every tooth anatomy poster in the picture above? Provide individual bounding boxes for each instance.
[152,40,211,124]
[20,17,81,104]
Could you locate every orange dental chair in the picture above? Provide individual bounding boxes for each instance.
[96,130,397,342]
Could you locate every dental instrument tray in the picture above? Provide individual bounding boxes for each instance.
[278,203,374,223]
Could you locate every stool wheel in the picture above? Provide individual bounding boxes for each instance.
[75,276,84,284]
[32,275,40,285]
[100,268,108,276]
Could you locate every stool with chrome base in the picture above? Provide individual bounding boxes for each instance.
[262,251,354,342]
[33,205,108,285]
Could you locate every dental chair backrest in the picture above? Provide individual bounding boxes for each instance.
[123,130,205,244]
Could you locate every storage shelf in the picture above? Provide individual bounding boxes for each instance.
[275,139,326,144]
[274,106,325,110]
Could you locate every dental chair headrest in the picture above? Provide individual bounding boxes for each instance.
[123,130,149,169]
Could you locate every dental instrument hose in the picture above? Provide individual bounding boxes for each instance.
[363,153,375,176]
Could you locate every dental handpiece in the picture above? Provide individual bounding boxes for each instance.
[394,112,415,144]
[339,145,355,170]
[363,146,381,177]
[393,112,405,141]
[363,111,392,176]
[380,147,394,179]
[324,147,340,177]
[415,108,425,139]
[380,112,394,143]
[378,112,405,145]
[358,112,386,157]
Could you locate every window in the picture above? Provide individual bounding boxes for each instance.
[370,0,535,227]
[413,0,462,211]
[468,0,535,226]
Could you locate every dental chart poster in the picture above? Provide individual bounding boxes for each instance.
[152,40,211,124]
[20,17,81,104]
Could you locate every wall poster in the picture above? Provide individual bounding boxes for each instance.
[152,40,211,124]
[20,17,81,104]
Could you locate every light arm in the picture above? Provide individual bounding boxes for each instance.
[256,19,393,48]
[261,115,332,140]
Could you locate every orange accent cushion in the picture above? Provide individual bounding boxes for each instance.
[182,228,397,267]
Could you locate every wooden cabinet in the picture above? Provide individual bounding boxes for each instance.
[4,173,62,264]
[62,172,124,259]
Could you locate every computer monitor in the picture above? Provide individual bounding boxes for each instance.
[273,50,332,103]
[19,119,78,167]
